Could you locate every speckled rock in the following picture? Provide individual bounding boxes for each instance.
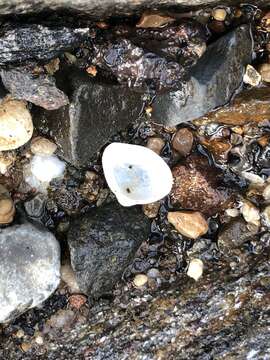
[0,222,60,323]
[68,202,150,298]
[170,155,232,216]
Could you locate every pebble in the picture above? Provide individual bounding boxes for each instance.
[167,211,208,239]
[0,185,15,224]
[30,136,57,156]
[146,137,165,155]
[187,258,204,281]
[0,222,60,323]
[0,98,33,150]
[258,63,270,83]
[172,128,193,157]
[0,151,16,174]
[133,274,148,287]
[136,11,175,28]
[142,201,160,218]
[35,335,44,345]
[68,294,87,309]
[61,263,81,293]
[225,208,240,217]
[243,64,261,87]
[262,206,270,227]
[240,200,260,226]
[212,8,227,21]
[20,342,31,353]
[30,154,66,183]
[44,58,60,75]
[263,184,270,200]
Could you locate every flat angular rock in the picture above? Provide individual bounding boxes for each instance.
[152,25,252,126]
[0,222,60,323]
[33,70,144,167]
[68,202,150,298]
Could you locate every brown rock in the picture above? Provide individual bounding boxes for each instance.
[68,294,87,309]
[170,155,231,216]
[168,211,208,239]
[142,201,160,218]
[258,63,270,83]
[136,12,175,28]
[199,138,232,162]
[146,137,165,155]
[172,128,193,157]
[194,87,270,126]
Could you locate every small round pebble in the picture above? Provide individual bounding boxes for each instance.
[142,201,160,218]
[30,136,57,156]
[172,128,193,157]
[187,258,204,281]
[263,184,270,201]
[146,137,165,155]
[212,8,227,21]
[68,294,87,309]
[240,200,260,226]
[35,335,44,345]
[133,274,148,287]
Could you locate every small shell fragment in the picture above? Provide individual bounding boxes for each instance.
[102,143,173,207]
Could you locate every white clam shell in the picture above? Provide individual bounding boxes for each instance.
[102,142,173,207]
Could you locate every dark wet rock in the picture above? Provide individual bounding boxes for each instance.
[0,0,268,17]
[92,38,186,93]
[172,127,193,156]
[33,69,144,167]
[218,218,258,254]
[194,87,270,126]
[1,69,69,110]
[170,155,232,216]
[152,25,252,125]
[0,24,90,65]
[0,222,60,323]
[68,202,150,298]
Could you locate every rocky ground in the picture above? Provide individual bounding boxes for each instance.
[0,3,270,360]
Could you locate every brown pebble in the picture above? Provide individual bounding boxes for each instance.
[168,211,208,239]
[136,11,175,28]
[199,138,232,162]
[146,137,165,155]
[96,21,109,29]
[258,63,270,83]
[20,342,31,352]
[44,58,60,75]
[258,134,270,147]
[0,186,15,224]
[86,65,97,77]
[30,136,57,156]
[68,294,87,310]
[172,128,193,157]
[142,201,160,218]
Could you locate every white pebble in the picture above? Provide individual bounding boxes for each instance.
[225,208,240,217]
[31,155,65,183]
[243,65,261,87]
[133,274,148,287]
[263,184,270,201]
[240,200,260,226]
[187,258,204,281]
[35,335,44,345]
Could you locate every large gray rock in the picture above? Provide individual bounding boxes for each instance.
[0,0,267,17]
[152,25,252,126]
[0,222,60,323]
[33,70,144,167]
[68,202,150,298]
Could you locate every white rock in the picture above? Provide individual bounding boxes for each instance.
[225,208,240,217]
[0,223,60,323]
[31,155,65,182]
[263,184,270,201]
[187,258,204,281]
[133,274,148,287]
[0,98,33,150]
[240,200,260,226]
[102,143,173,206]
[243,64,261,87]
[241,172,265,185]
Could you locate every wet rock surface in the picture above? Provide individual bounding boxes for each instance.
[33,70,144,166]
[152,25,252,126]
[68,202,150,298]
[194,86,270,125]
[0,222,60,323]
